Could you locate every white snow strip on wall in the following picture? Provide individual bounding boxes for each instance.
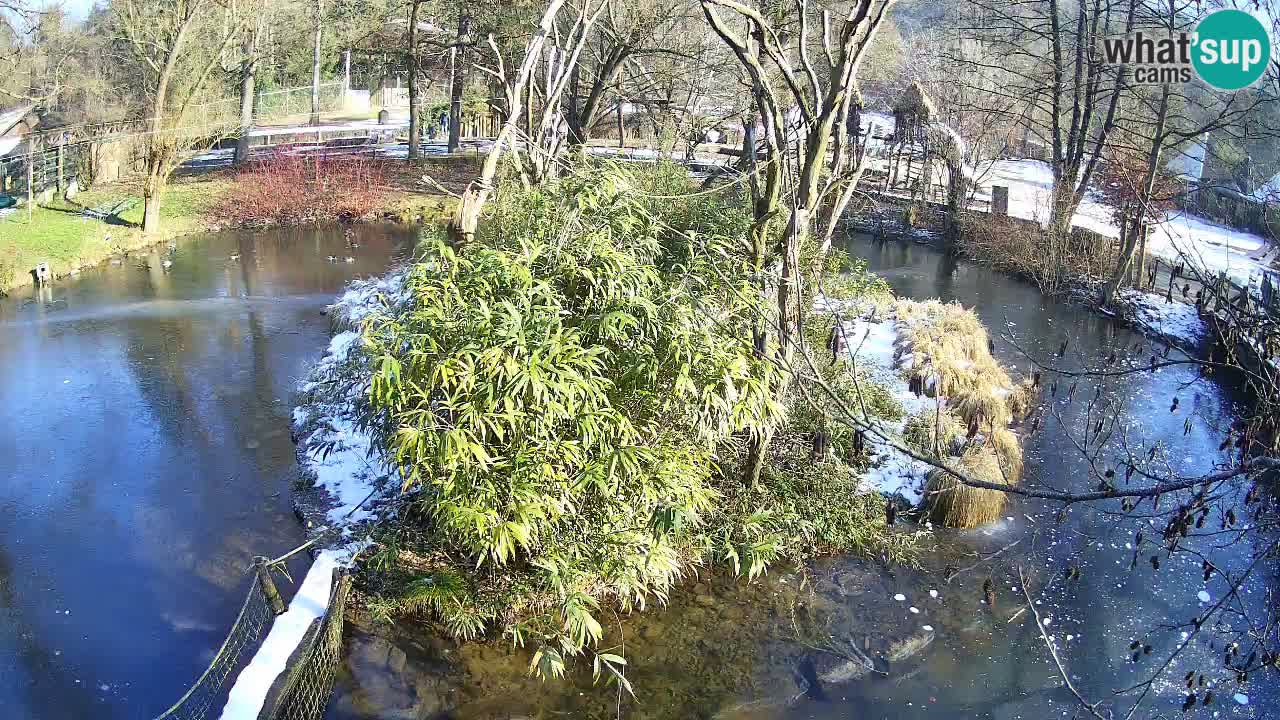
[217,549,343,720]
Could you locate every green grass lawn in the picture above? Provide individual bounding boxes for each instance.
[0,178,233,293]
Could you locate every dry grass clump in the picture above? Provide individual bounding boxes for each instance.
[893,299,1037,528]
[895,299,1015,402]
[923,448,1012,528]
[989,427,1023,479]
[902,408,966,456]
[1006,377,1038,422]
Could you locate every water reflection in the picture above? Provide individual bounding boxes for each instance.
[0,224,417,719]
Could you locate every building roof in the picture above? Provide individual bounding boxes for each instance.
[0,104,33,137]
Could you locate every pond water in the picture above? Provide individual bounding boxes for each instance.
[325,234,1276,719]
[0,224,417,719]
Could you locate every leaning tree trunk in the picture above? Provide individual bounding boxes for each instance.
[309,0,323,126]
[943,155,967,251]
[1102,84,1170,304]
[448,1,565,243]
[142,155,165,233]
[447,12,471,153]
[407,0,422,160]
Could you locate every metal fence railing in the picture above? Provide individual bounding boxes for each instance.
[198,82,348,128]
[262,571,352,720]
[1,143,91,200]
[151,558,350,720]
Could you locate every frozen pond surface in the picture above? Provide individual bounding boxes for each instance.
[0,223,417,719]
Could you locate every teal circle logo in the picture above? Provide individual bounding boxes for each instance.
[1192,9,1271,91]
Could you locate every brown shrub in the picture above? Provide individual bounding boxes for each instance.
[215,150,389,227]
[957,213,1117,293]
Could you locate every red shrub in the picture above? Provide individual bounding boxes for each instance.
[216,150,389,227]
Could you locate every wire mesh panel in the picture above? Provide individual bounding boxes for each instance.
[154,577,277,720]
[266,570,352,720]
[255,83,347,124]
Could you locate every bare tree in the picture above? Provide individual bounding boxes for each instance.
[235,3,266,164]
[701,0,896,485]
[447,0,591,242]
[945,0,1135,240]
[310,0,324,125]
[114,0,239,232]
[407,0,424,159]
[447,9,471,152]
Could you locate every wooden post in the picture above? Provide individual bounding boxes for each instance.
[254,556,287,615]
[991,185,1009,215]
[616,80,625,149]
[26,145,33,222]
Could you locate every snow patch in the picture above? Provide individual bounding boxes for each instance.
[1119,290,1206,347]
[839,316,934,503]
[219,272,410,720]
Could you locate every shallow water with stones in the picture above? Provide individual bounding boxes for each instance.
[325,233,1275,720]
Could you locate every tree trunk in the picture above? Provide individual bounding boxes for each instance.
[743,113,779,488]
[943,156,967,251]
[407,0,422,160]
[568,48,627,148]
[448,12,471,153]
[310,0,323,126]
[1102,84,1171,304]
[142,163,164,233]
[615,77,624,149]
[566,64,583,145]
[448,0,566,243]
[235,22,258,165]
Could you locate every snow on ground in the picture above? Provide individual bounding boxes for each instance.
[1146,212,1271,288]
[864,110,1275,288]
[1119,290,1207,347]
[975,159,1272,287]
[219,274,408,720]
[248,119,407,137]
[839,316,934,504]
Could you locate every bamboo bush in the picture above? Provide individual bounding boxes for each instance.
[347,164,918,682]
[359,163,903,680]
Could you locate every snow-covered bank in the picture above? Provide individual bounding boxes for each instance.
[823,298,1029,512]
[1115,291,1208,349]
[980,158,1272,288]
[218,274,407,720]
[291,273,407,531]
[840,316,934,504]
[858,110,1275,289]
[219,550,342,720]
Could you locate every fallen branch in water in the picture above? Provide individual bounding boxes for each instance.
[1018,567,1109,720]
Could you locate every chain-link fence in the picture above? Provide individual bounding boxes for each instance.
[153,577,277,720]
[199,83,348,128]
[263,570,352,720]
[152,560,350,720]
